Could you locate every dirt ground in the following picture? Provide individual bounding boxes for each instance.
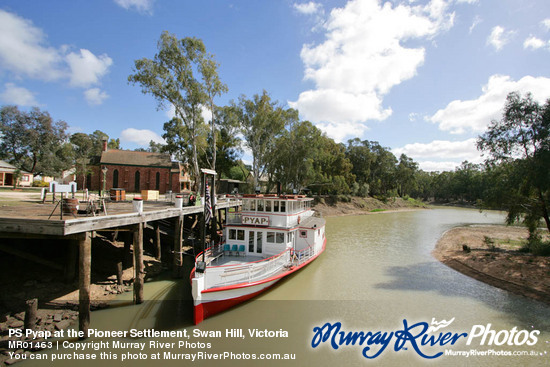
[433,225,550,305]
[313,196,425,217]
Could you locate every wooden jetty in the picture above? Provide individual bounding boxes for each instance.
[0,198,241,336]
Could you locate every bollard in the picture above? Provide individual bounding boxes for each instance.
[133,197,143,213]
[174,195,183,209]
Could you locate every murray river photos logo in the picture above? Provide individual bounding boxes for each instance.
[310,318,541,359]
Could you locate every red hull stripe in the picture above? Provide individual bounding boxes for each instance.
[194,286,272,324]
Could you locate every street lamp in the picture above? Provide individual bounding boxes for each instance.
[102,166,108,197]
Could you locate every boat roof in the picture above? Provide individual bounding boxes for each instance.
[298,216,325,229]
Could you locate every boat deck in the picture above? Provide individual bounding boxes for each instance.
[207,254,265,267]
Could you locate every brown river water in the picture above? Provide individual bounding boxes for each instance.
[16,208,550,366]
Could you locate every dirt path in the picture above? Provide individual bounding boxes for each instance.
[433,225,550,305]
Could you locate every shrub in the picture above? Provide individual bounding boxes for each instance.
[32,180,50,187]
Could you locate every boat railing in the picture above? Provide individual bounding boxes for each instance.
[203,250,290,289]
[292,244,316,266]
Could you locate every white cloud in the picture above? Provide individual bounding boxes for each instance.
[290,0,455,142]
[0,10,112,103]
[486,25,514,51]
[84,88,109,105]
[317,121,369,143]
[416,160,462,172]
[0,83,39,106]
[523,36,548,50]
[66,49,113,88]
[456,0,478,4]
[393,138,481,172]
[120,128,165,147]
[293,2,323,15]
[469,15,482,34]
[429,75,550,134]
[542,18,550,31]
[165,103,212,122]
[114,0,154,14]
[0,10,62,80]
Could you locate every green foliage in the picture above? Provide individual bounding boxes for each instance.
[477,91,550,233]
[0,105,71,176]
[236,91,290,190]
[32,180,50,187]
[129,31,225,192]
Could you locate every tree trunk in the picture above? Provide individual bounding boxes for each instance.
[539,189,550,232]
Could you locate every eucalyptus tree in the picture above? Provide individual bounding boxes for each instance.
[0,105,71,176]
[478,91,550,233]
[129,31,225,191]
[237,91,289,189]
[70,132,94,190]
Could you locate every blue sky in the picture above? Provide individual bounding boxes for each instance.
[1,0,550,171]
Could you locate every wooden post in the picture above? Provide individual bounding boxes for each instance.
[133,223,144,304]
[78,232,91,338]
[116,262,123,285]
[172,214,183,278]
[155,223,161,261]
[24,298,38,331]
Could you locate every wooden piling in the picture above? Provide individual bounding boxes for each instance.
[116,262,123,285]
[78,232,91,338]
[133,223,144,304]
[155,223,161,261]
[24,298,37,331]
[172,214,183,278]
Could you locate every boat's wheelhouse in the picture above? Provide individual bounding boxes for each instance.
[224,195,321,258]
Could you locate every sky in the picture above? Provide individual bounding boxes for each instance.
[1,0,550,172]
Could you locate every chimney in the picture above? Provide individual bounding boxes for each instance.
[102,137,108,152]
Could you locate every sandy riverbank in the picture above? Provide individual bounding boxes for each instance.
[313,196,426,217]
[433,225,550,306]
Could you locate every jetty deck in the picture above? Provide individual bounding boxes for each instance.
[0,198,240,237]
[0,196,241,336]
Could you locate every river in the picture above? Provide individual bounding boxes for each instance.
[19,208,550,366]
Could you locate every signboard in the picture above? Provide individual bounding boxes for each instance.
[242,215,269,226]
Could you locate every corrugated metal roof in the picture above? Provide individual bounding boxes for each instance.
[0,160,30,174]
[99,150,172,167]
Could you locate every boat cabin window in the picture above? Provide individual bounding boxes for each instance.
[273,201,279,212]
[280,201,286,213]
[265,200,272,212]
[243,200,250,211]
[267,232,275,243]
[257,200,264,212]
[250,199,256,211]
[229,229,245,241]
[276,233,284,244]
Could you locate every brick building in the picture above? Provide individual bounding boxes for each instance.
[81,143,191,194]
